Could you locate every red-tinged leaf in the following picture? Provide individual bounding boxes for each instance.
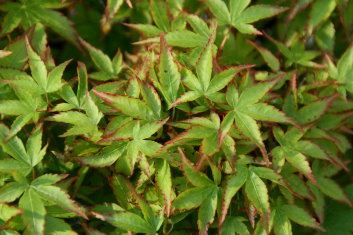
[234,111,268,163]
[316,176,352,206]
[237,76,281,106]
[0,50,12,59]
[220,165,248,227]
[198,188,218,234]
[155,159,172,217]
[239,103,295,124]
[247,40,280,71]
[294,95,339,124]
[196,31,216,91]
[26,37,47,91]
[238,5,287,24]
[31,174,68,186]
[80,39,114,75]
[162,125,211,150]
[158,35,181,105]
[137,118,168,140]
[245,171,270,233]
[178,147,214,187]
[284,149,316,183]
[273,208,292,235]
[172,186,215,211]
[0,182,27,203]
[205,0,231,25]
[33,185,87,219]
[281,204,324,231]
[207,65,253,94]
[93,90,156,120]
[75,142,127,167]
[150,0,170,32]
[170,91,201,107]
[294,140,330,160]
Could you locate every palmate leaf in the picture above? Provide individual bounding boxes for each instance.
[206,0,286,34]
[225,77,294,164]
[0,0,78,47]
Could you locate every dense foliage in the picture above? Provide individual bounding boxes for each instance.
[0,0,353,234]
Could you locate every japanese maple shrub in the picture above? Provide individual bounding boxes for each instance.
[0,0,353,234]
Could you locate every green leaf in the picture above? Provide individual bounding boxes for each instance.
[239,103,293,123]
[46,60,70,93]
[77,62,88,107]
[137,119,167,140]
[139,80,161,117]
[207,65,250,94]
[220,165,248,226]
[237,78,278,106]
[165,30,207,47]
[19,189,46,235]
[206,0,231,25]
[179,148,215,187]
[32,174,67,186]
[26,125,46,167]
[0,182,27,203]
[93,90,156,120]
[75,142,127,167]
[155,159,173,216]
[245,171,270,230]
[187,14,211,38]
[198,188,218,234]
[281,204,323,230]
[284,150,315,182]
[158,35,181,105]
[197,35,215,91]
[81,40,114,75]
[0,124,30,165]
[237,5,287,24]
[234,111,267,161]
[8,113,34,139]
[34,8,79,47]
[173,187,215,210]
[0,159,31,172]
[33,185,86,218]
[0,203,21,227]
[293,141,329,160]
[125,23,163,37]
[45,216,77,235]
[248,40,280,71]
[0,100,32,116]
[105,211,155,234]
[26,38,47,91]
[230,0,250,20]
[273,208,292,235]
[309,0,336,32]
[316,176,352,206]
[222,216,250,235]
[150,0,170,32]
[171,91,201,107]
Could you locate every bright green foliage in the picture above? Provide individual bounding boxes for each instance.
[0,0,353,234]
